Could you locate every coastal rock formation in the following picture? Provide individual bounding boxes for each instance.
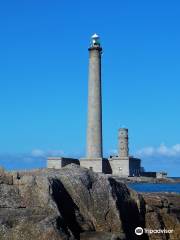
[142,193,180,240]
[0,164,179,240]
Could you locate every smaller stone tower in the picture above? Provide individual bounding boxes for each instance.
[118,128,129,157]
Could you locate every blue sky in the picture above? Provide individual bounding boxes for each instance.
[0,0,179,176]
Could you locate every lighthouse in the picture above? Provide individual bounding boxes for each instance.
[80,34,103,172]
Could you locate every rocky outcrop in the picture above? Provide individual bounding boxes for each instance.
[142,193,180,240]
[113,175,179,184]
[0,164,179,240]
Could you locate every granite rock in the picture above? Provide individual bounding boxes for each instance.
[0,164,179,240]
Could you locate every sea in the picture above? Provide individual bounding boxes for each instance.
[128,183,180,193]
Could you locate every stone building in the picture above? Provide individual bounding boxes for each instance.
[108,128,141,177]
[79,34,141,176]
[47,34,141,176]
[47,157,79,169]
[47,34,166,178]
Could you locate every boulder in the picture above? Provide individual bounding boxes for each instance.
[0,164,179,240]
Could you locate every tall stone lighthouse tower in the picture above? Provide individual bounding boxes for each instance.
[80,34,103,172]
[87,34,103,159]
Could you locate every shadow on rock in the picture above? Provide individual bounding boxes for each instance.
[51,178,82,240]
[109,178,149,240]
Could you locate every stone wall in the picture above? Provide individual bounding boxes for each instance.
[108,157,129,176]
[80,158,103,172]
[47,157,79,169]
[107,157,141,177]
[141,171,168,178]
[47,156,142,177]
[129,157,141,176]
